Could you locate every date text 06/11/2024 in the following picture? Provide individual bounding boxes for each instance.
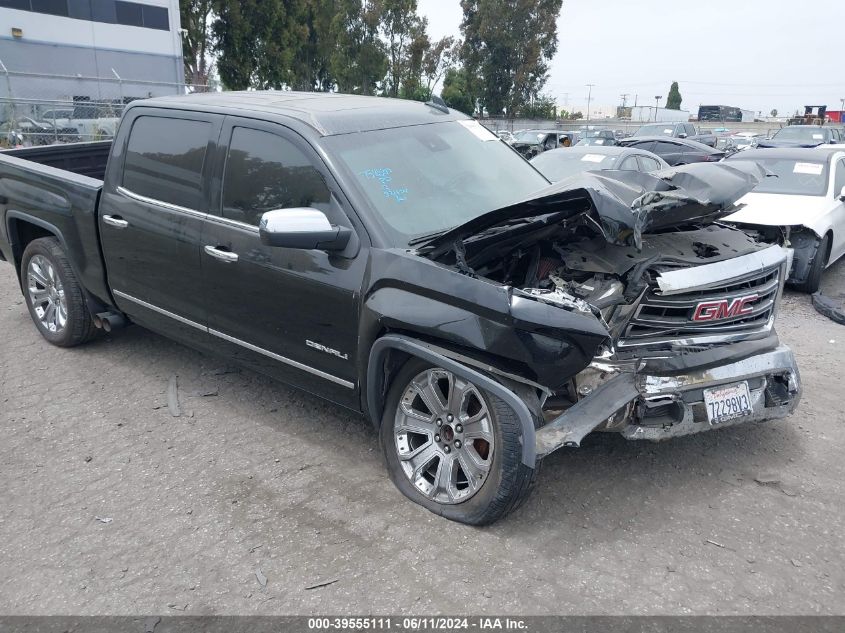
[306,617,529,631]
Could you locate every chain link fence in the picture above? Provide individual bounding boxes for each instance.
[0,62,208,148]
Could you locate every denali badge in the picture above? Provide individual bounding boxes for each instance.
[692,294,759,322]
[306,339,349,360]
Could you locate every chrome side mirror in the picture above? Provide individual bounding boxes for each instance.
[258,208,351,251]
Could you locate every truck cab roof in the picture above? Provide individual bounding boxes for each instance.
[132,91,469,137]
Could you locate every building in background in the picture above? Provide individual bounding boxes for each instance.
[1,0,184,136]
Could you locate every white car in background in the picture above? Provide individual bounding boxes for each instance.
[40,108,120,140]
[723,148,845,292]
[729,132,764,151]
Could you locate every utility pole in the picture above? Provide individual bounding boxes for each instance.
[620,93,629,108]
[654,95,662,121]
[586,84,595,122]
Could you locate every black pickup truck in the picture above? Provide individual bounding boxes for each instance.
[0,92,802,524]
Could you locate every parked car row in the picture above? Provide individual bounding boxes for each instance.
[530,146,668,181]
[516,128,845,294]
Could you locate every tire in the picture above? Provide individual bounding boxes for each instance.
[793,233,830,294]
[380,358,538,525]
[20,237,97,347]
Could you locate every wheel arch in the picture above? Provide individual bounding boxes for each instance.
[367,334,538,468]
[7,213,108,316]
[6,212,68,281]
[822,228,834,266]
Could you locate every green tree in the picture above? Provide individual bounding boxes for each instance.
[329,0,388,95]
[770,108,778,118]
[398,18,430,100]
[180,0,214,89]
[460,0,563,116]
[666,81,682,110]
[521,94,556,119]
[213,0,306,90]
[440,67,474,114]
[381,0,426,98]
[422,36,459,98]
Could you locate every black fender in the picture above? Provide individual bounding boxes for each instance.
[368,334,537,468]
[5,210,110,317]
[6,210,70,268]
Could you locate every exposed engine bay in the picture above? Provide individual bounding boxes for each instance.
[486,224,771,343]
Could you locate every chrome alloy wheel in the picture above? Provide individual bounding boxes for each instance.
[27,254,67,334]
[394,368,495,504]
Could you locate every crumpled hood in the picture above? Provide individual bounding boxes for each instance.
[425,162,767,253]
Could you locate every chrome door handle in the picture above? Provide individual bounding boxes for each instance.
[102,215,129,229]
[204,245,239,263]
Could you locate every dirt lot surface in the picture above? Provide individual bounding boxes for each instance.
[1,260,844,616]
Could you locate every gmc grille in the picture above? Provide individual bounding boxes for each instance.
[619,265,781,348]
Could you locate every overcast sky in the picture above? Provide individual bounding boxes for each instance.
[416,0,844,117]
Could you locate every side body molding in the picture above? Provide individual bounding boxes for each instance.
[367,334,537,468]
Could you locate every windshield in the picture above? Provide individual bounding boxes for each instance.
[513,130,546,143]
[772,127,830,142]
[323,120,550,245]
[635,124,676,137]
[531,151,618,181]
[727,156,829,196]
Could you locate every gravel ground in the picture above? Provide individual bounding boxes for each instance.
[1,259,844,616]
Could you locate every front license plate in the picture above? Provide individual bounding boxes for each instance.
[703,382,753,424]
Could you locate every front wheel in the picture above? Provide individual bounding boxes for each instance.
[20,237,97,347]
[380,359,537,525]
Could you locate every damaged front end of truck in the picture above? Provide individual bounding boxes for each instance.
[415,163,802,458]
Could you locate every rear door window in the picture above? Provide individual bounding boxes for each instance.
[122,116,211,210]
[638,155,662,172]
[628,140,655,152]
[654,141,681,154]
[617,156,639,171]
[221,127,331,227]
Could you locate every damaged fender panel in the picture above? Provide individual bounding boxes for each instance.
[359,249,610,394]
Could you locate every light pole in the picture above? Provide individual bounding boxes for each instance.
[586,84,595,122]
[654,95,662,121]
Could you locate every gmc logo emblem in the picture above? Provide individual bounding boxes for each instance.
[692,294,759,322]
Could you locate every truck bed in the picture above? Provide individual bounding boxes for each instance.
[2,141,111,180]
[0,141,111,304]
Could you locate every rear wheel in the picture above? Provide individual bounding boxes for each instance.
[794,233,830,294]
[380,359,537,525]
[20,237,97,347]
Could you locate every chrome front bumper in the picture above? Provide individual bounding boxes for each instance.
[535,344,802,457]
